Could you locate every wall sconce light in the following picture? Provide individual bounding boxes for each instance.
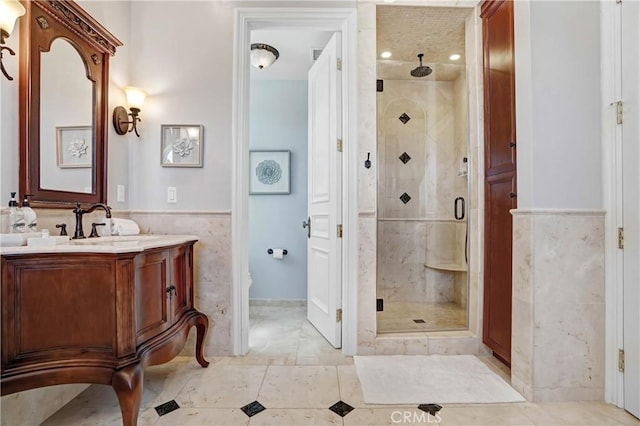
[113,87,146,137]
[250,43,279,70]
[0,0,26,81]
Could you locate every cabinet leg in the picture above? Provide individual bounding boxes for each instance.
[195,314,210,368]
[112,363,144,426]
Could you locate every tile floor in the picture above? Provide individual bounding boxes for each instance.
[38,303,639,426]
[377,301,467,333]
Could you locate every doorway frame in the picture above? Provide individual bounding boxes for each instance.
[601,0,624,407]
[231,7,359,356]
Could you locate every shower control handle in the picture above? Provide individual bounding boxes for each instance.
[454,197,465,221]
[302,217,311,239]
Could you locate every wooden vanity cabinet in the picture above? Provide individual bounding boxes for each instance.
[1,241,209,426]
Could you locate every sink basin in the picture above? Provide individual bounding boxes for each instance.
[70,235,160,244]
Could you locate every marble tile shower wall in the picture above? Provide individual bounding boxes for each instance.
[377,220,467,304]
[377,80,467,219]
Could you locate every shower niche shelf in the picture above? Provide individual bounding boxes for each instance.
[425,262,467,272]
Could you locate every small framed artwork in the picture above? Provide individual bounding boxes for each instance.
[249,150,291,195]
[56,126,92,168]
[161,124,204,167]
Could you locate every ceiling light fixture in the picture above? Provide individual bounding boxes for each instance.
[380,51,392,59]
[449,54,461,61]
[250,43,279,70]
[0,0,26,81]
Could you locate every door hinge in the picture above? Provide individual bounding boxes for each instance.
[618,227,624,249]
[337,139,343,152]
[337,58,342,71]
[619,349,625,372]
[614,100,623,124]
[337,224,343,238]
[336,308,343,322]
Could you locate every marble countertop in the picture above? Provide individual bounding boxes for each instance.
[0,234,199,255]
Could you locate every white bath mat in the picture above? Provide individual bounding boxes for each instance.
[353,355,525,404]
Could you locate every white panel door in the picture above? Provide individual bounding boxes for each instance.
[306,33,342,348]
[622,0,640,418]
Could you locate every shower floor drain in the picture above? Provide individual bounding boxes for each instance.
[413,319,426,324]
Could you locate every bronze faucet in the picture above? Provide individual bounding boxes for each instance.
[72,203,112,239]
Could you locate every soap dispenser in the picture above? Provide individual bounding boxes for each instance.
[21,194,37,233]
[7,192,25,233]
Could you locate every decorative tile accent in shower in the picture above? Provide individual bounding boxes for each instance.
[328,400,354,417]
[398,112,411,124]
[241,401,266,417]
[154,400,180,416]
[399,152,411,164]
[399,193,412,204]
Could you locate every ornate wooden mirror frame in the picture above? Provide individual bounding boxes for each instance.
[19,0,121,208]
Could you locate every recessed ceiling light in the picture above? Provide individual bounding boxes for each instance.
[449,54,461,61]
[384,0,396,3]
[381,51,392,59]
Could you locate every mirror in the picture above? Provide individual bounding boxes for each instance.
[19,0,122,208]
[40,39,93,194]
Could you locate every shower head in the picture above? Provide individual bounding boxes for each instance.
[410,53,432,78]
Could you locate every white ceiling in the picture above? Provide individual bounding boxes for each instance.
[250,5,473,81]
[250,30,334,81]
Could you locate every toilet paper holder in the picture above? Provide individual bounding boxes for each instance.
[267,248,288,256]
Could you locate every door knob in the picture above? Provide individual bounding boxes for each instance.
[302,217,311,239]
[509,192,517,199]
[509,141,516,148]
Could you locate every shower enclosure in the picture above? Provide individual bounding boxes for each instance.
[376,55,470,333]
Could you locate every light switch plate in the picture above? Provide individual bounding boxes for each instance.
[117,185,125,202]
[167,187,177,203]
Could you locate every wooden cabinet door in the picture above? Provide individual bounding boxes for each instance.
[481,0,516,366]
[169,245,192,322]
[135,250,171,344]
[1,256,118,369]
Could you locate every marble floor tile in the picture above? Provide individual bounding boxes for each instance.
[175,364,267,408]
[248,409,343,425]
[530,402,640,426]
[247,301,349,365]
[154,408,249,425]
[438,404,542,425]
[226,355,298,365]
[377,301,467,333]
[337,365,367,409]
[258,366,340,409]
[344,408,424,426]
[29,304,640,426]
[40,406,127,426]
[37,357,639,426]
